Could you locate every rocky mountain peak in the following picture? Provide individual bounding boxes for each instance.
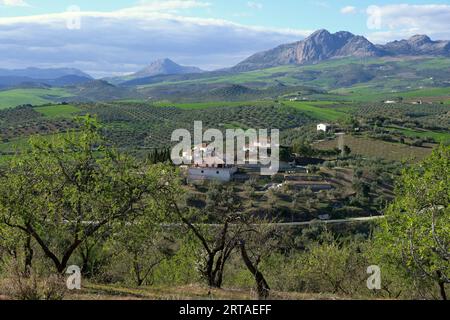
[408,34,432,46]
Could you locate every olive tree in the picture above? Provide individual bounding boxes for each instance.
[172,183,246,288]
[377,144,449,300]
[0,116,178,274]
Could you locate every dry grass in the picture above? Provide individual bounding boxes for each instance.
[63,283,342,301]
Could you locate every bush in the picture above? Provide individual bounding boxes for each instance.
[0,263,66,300]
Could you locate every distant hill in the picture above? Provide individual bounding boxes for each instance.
[108,59,204,85]
[133,58,203,78]
[0,67,92,80]
[0,75,93,89]
[231,29,450,72]
[65,80,142,102]
[0,67,92,89]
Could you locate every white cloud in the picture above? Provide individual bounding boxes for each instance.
[129,0,211,12]
[365,4,450,43]
[340,6,356,15]
[0,0,29,6]
[247,1,263,10]
[0,6,311,77]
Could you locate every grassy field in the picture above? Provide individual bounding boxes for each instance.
[34,104,81,118]
[315,135,435,162]
[282,101,352,121]
[386,126,450,143]
[332,86,450,102]
[0,88,73,109]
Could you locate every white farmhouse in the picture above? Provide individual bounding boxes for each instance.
[317,123,330,132]
[188,155,237,182]
[188,166,237,182]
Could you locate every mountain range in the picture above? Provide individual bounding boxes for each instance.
[0,67,93,88]
[1,29,450,106]
[231,29,450,72]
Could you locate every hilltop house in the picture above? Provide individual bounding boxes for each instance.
[317,123,330,132]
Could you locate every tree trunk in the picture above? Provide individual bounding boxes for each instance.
[81,252,90,276]
[205,253,218,288]
[436,271,447,301]
[23,234,34,275]
[438,281,447,301]
[239,242,270,300]
[133,254,145,287]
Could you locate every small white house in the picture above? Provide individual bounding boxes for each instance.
[188,155,237,182]
[317,123,330,132]
[188,166,237,182]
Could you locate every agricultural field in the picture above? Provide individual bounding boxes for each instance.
[332,86,450,102]
[386,126,450,143]
[282,101,353,121]
[314,135,435,162]
[352,102,449,130]
[153,100,271,110]
[0,88,74,109]
[34,104,81,118]
[80,101,314,150]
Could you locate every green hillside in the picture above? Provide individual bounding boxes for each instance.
[0,88,73,109]
[135,56,450,91]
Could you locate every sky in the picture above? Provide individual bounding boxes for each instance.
[1,0,450,77]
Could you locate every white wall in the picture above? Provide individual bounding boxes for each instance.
[188,167,237,182]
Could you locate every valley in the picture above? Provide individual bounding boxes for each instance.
[0,26,448,302]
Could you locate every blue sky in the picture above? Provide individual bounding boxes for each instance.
[1,1,450,76]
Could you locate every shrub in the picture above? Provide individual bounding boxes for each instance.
[0,263,66,300]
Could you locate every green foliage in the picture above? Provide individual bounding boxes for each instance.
[109,218,175,286]
[376,144,449,299]
[150,235,201,286]
[0,115,179,273]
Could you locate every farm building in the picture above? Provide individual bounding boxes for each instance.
[188,166,237,182]
[188,155,237,182]
[317,123,331,132]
